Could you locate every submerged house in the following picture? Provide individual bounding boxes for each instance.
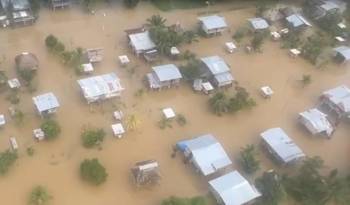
[200,56,234,88]
[321,85,350,118]
[261,128,305,165]
[78,73,124,104]
[333,46,350,63]
[15,52,38,72]
[307,0,341,20]
[50,0,71,10]
[248,17,269,31]
[209,171,261,205]
[146,64,182,90]
[126,28,158,62]
[0,0,35,27]
[32,92,60,116]
[131,160,161,187]
[285,14,312,30]
[176,134,232,176]
[198,15,227,36]
[299,108,334,137]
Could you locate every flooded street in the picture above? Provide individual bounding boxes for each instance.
[0,1,349,205]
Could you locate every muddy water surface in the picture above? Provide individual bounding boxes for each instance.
[0,2,349,205]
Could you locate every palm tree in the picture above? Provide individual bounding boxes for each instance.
[255,170,285,205]
[126,114,140,131]
[146,15,167,28]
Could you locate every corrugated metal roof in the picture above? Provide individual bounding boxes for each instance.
[299,108,333,136]
[177,134,232,176]
[209,171,261,205]
[320,1,339,11]
[248,18,269,30]
[198,15,227,30]
[334,46,350,60]
[32,92,59,113]
[201,56,230,75]
[129,31,156,52]
[286,14,311,28]
[261,128,305,164]
[152,64,182,82]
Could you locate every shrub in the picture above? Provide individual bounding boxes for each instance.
[6,91,20,104]
[176,114,187,126]
[12,108,24,125]
[162,196,207,205]
[28,186,52,205]
[41,120,61,141]
[26,147,35,156]
[228,87,256,113]
[81,128,105,148]
[0,71,8,87]
[240,144,260,174]
[180,58,202,81]
[301,34,330,65]
[80,158,107,185]
[45,35,58,51]
[0,150,18,175]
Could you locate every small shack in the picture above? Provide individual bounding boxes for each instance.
[84,48,104,63]
[176,134,232,176]
[333,46,350,63]
[261,128,305,165]
[248,18,269,31]
[321,85,350,117]
[198,15,227,36]
[78,73,124,104]
[15,52,39,71]
[299,108,334,137]
[127,29,158,61]
[131,160,161,186]
[50,0,71,10]
[200,56,234,88]
[285,14,312,30]
[146,64,182,90]
[32,92,60,116]
[209,171,261,205]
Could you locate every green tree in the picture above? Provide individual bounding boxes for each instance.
[228,86,256,113]
[301,74,311,87]
[301,33,330,65]
[28,186,52,205]
[251,32,265,52]
[146,14,167,28]
[80,158,107,185]
[179,58,201,81]
[45,35,58,51]
[18,69,35,85]
[81,128,105,148]
[126,114,140,131]
[208,92,229,116]
[239,144,260,174]
[0,150,18,175]
[317,13,343,36]
[182,30,199,44]
[162,196,207,205]
[255,170,286,205]
[29,0,40,16]
[123,0,139,8]
[41,120,61,141]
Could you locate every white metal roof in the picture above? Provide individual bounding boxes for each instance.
[209,171,261,205]
[323,85,350,106]
[178,134,232,176]
[248,18,269,30]
[129,31,156,52]
[334,46,350,61]
[198,15,228,30]
[261,128,305,164]
[286,14,311,28]
[152,64,182,82]
[299,108,333,136]
[201,56,230,75]
[78,73,124,100]
[32,92,60,113]
[320,1,339,11]
[214,72,234,84]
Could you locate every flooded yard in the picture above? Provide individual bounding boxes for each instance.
[0,1,349,205]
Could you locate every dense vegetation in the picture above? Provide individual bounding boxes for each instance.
[41,120,61,141]
[161,196,207,205]
[81,128,105,148]
[80,158,108,185]
[239,144,260,174]
[0,150,18,175]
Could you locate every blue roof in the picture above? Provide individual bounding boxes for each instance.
[286,14,311,28]
[198,15,227,30]
[32,92,60,113]
[177,134,232,176]
[152,64,182,82]
[201,56,230,75]
[248,18,269,30]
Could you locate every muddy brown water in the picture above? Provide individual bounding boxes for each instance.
[0,2,349,205]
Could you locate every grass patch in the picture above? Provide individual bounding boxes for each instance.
[151,0,206,11]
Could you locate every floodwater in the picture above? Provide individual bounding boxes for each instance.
[0,1,349,205]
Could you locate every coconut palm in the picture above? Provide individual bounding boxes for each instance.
[146,14,167,28]
[126,114,140,131]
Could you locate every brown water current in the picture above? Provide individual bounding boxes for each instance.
[0,2,349,205]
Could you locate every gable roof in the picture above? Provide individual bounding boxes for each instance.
[176,134,232,176]
[261,128,305,164]
[201,56,230,75]
[209,171,261,205]
[286,14,312,28]
[334,46,350,61]
[198,15,227,30]
[152,64,182,82]
[320,1,339,11]
[32,92,59,113]
[299,108,333,136]
[129,31,156,52]
[248,18,269,30]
